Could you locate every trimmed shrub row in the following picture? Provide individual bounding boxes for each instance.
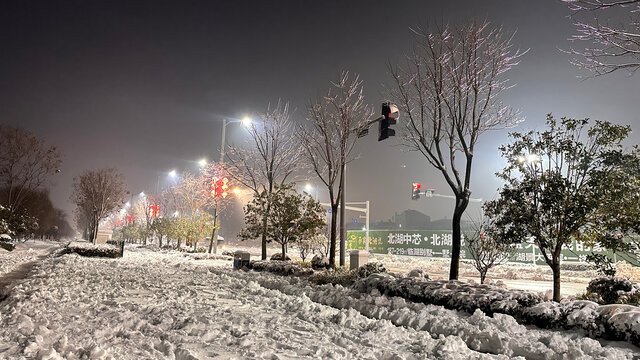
[353,273,640,346]
[63,242,121,258]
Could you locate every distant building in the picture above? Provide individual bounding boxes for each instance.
[364,209,472,231]
[95,228,113,243]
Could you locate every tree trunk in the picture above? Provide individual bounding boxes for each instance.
[209,206,218,254]
[339,162,346,267]
[552,259,561,302]
[480,270,487,284]
[329,203,339,267]
[449,195,469,280]
[177,238,182,251]
[158,235,163,248]
[281,242,286,260]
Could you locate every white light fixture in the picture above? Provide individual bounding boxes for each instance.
[241,116,253,127]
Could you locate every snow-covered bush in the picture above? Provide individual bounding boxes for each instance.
[221,250,235,257]
[310,267,358,286]
[270,253,291,261]
[0,241,15,251]
[64,242,121,258]
[250,260,313,276]
[407,269,429,279]
[311,254,329,270]
[580,276,640,305]
[356,262,386,278]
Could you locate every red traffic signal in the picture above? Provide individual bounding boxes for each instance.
[412,183,421,200]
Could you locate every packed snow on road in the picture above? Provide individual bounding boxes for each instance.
[0,246,638,359]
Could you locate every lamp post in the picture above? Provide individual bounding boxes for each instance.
[219,116,252,163]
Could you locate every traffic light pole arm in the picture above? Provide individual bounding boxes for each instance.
[422,190,483,203]
[354,115,385,137]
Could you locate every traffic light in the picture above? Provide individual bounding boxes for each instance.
[412,183,421,200]
[378,102,399,141]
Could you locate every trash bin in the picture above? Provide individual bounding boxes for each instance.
[233,251,251,269]
[350,250,369,270]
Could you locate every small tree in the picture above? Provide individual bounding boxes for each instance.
[485,115,631,301]
[239,184,325,260]
[151,217,172,247]
[71,168,128,244]
[466,215,515,284]
[226,101,301,260]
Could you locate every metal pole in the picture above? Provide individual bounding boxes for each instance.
[339,162,346,266]
[365,200,370,251]
[219,119,227,163]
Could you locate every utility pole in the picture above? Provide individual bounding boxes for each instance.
[219,119,228,163]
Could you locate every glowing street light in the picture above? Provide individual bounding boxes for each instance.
[220,117,253,163]
[304,183,312,191]
[233,188,241,195]
[125,201,131,208]
[517,153,540,164]
[169,170,177,178]
[139,191,145,198]
[198,159,207,167]
[241,116,253,127]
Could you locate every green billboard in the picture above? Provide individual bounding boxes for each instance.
[347,230,621,266]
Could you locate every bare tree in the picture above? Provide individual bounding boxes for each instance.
[71,168,128,244]
[466,214,515,284]
[299,71,372,267]
[389,21,523,280]
[226,101,300,260]
[0,126,61,212]
[564,0,640,76]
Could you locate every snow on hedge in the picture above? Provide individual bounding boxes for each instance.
[65,241,121,258]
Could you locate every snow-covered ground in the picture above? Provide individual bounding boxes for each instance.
[0,240,60,277]
[0,246,638,359]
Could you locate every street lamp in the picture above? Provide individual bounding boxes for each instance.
[139,191,145,198]
[303,183,318,200]
[219,117,253,163]
[198,159,207,168]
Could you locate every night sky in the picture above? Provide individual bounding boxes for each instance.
[2,1,640,236]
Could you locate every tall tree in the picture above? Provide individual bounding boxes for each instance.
[226,101,300,260]
[298,71,371,267]
[564,0,640,76]
[484,115,631,301]
[389,21,523,279]
[0,126,61,213]
[71,168,128,244]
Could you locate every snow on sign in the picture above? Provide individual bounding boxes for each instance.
[346,230,625,266]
